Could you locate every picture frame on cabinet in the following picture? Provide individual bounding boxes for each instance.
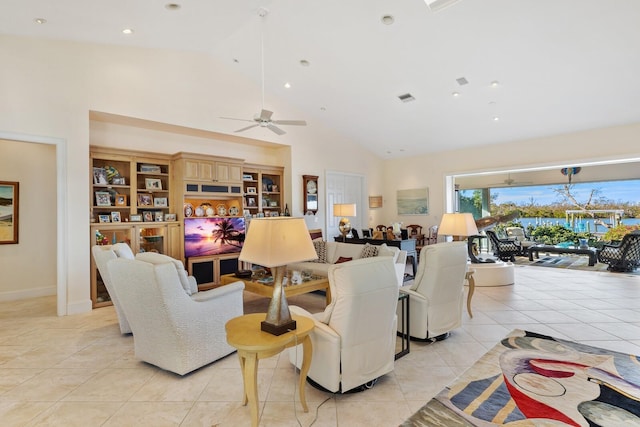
[271,184,278,192]
[246,187,257,194]
[115,194,127,206]
[243,174,253,181]
[142,211,154,222]
[155,211,164,222]
[137,193,153,206]
[246,197,256,207]
[98,214,111,223]
[145,178,162,190]
[130,214,142,222]
[93,167,108,185]
[140,164,162,173]
[112,177,126,185]
[153,197,168,207]
[164,213,176,221]
[111,212,121,223]
[95,191,111,206]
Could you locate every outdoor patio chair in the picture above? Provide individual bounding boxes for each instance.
[597,230,640,272]
[486,230,522,262]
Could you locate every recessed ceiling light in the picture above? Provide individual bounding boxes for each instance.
[300,59,310,67]
[452,92,460,97]
[493,116,500,121]
[320,107,326,111]
[284,82,291,89]
[491,80,500,87]
[122,28,134,35]
[165,3,181,10]
[34,18,47,24]
[233,58,239,63]
[381,15,395,25]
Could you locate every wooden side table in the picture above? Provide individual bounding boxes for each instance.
[225,313,315,427]
[466,269,475,318]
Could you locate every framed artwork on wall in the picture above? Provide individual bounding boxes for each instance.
[397,188,429,215]
[0,181,19,244]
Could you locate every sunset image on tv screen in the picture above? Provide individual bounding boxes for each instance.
[184,217,245,258]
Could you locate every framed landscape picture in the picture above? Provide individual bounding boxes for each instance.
[0,181,19,244]
[397,188,429,215]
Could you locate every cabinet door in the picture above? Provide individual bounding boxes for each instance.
[184,160,200,180]
[136,225,167,254]
[166,223,182,259]
[91,226,134,308]
[199,162,215,181]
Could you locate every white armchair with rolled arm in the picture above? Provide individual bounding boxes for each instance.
[108,258,244,375]
[398,241,468,340]
[288,257,399,393]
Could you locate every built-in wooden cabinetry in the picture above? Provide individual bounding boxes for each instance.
[89,147,181,308]
[90,148,287,305]
[242,163,285,217]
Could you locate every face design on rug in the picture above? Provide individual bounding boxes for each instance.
[443,331,640,426]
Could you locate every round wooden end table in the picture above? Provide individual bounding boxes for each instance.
[225,313,314,427]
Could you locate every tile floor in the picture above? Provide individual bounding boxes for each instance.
[2,265,640,426]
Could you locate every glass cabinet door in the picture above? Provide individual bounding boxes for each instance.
[137,225,167,254]
[91,226,134,308]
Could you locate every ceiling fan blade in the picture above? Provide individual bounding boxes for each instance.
[267,124,286,135]
[220,116,255,123]
[235,124,260,133]
[272,120,307,126]
[259,109,273,121]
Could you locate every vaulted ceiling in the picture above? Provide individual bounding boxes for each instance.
[3,0,640,159]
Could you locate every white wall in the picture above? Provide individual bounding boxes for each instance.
[0,35,383,314]
[0,139,57,299]
[384,123,640,231]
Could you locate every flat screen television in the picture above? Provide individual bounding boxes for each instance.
[184,217,245,258]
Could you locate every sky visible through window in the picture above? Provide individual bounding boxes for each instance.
[488,180,640,206]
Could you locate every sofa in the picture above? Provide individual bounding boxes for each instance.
[288,241,408,287]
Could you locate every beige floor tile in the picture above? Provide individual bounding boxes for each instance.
[101,401,192,426]
[63,368,155,402]
[27,401,122,426]
[130,368,212,402]
[0,401,53,426]
[336,400,412,426]
[1,368,97,402]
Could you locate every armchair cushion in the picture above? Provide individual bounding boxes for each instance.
[135,252,197,295]
[312,240,327,263]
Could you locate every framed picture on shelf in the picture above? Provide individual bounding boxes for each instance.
[246,186,257,194]
[155,211,164,222]
[0,181,19,244]
[153,197,168,207]
[269,211,279,217]
[130,214,142,222]
[243,174,253,181]
[137,193,153,206]
[98,214,110,223]
[112,177,126,185]
[145,178,162,190]
[164,213,177,221]
[95,191,111,206]
[271,184,278,192]
[93,167,108,185]
[115,194,127,206]
[111,212,121,223]
[246,197,256,207]
[140,164,162,173]
[142,211,154,222]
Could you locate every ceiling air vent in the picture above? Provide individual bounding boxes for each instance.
[398,93,415,103]
[425,0,462,12]
[456,77,469,86]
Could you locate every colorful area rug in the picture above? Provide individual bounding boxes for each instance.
[401,329,640,426]
[513,254,640,275]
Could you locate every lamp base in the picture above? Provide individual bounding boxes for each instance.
[261,319,297,336]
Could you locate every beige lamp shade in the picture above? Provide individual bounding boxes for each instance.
[438,213,478,239]
[333,203,356,217]
[239,217,318,267]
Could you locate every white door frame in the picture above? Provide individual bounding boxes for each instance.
[0,131,68,316]
[325,170,366,239]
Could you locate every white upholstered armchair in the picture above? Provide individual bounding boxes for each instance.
[108,258,244,375]
[91,243,136,334]
[92,245,222,334]
[398,241,468,340]
[289,257,399,393]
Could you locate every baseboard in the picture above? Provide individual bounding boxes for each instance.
[66,299,93,315]
[0,286,55,302]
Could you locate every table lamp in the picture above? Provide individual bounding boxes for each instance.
[333,203,357,241]
[438,213,478,241]
[239,217,318,335]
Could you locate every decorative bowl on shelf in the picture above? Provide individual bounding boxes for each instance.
[217,204,227,216]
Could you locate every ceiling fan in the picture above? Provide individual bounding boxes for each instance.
[220,8,306,136]
[490,173,533,187]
